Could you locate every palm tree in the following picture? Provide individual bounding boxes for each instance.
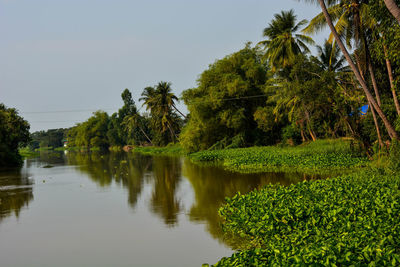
[302,0,398,139]
[313,41,348,72]
[304,0,383,105]
[384,0,400,24]
[122,113,153,145]
[140,82,182,144]
[258,9,314,71]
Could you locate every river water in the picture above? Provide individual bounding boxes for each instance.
[0,151,317,267]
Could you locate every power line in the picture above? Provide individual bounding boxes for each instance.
[22,94,270,115]
[21,108,118,114]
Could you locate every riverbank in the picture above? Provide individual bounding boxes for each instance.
[130,139,400,265]
[130,139,369,175]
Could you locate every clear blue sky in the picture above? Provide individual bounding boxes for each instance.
[1,0,328,132]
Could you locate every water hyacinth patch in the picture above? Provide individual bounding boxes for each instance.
[211,171,400,266]
[190,140,369,174]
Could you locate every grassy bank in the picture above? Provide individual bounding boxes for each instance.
[208,170,400,266]
[189,139,369,175]
[131,144,184,156]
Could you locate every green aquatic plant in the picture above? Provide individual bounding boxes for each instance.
[190,139,369,174]
[212,170,400,266]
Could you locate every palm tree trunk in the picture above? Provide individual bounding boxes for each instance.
[167,121,178,143]
[172,103,187,119]
[384,0,400,25]
[369,102,384,148]
[363,34,382,106]
[355,49,385,144]
[383,42,400,116]
[317,0,399,139]
[367,61,382,107]
[139,126,153,145]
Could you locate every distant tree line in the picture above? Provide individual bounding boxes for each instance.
[66,85,184,150]
[5,0,400,159]
[64,2,400,153]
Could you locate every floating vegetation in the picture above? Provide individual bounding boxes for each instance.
[211,170,400,266]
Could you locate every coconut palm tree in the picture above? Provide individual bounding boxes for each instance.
[140,82,182,144]
[258,9,314,71]
[313,40,348,72]
[302,0,398,139]
[122,113,153,145]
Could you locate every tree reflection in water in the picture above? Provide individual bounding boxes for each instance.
[67,152,151,207]
[0,168,33,223]
[64,152,320,249]
[182,159,320,249]
[149,156,182,227]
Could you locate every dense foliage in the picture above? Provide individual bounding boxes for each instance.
[212,171,400,266]
[28,128,68,150]
[190,139,368,174]
[0,103,30,167]
[180,45,277,152]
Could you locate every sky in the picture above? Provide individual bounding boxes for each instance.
[1,0,329,132]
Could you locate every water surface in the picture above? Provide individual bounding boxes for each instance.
[0,152,318,267]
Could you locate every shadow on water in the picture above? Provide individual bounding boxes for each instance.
[0,167,33,223]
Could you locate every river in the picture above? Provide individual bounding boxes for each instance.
[0,151,318,267]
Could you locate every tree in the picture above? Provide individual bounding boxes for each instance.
[383,0,400,24]
[180,45,274,152]
[0,103,30,166]
[67,111,110,149]
[303,0,398,139]
[258,9,314,71]
[140,82,182,145]
[312,41,347,72]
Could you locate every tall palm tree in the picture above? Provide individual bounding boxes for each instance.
[304,0,383,105]
[258,9,314,71]
[311,0,399,139]
[140,82,182,144]
[302,0,398,139]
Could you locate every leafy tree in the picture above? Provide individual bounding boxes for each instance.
[0,103,30,166]
[107,89,139,146]
[67,111,110,149]
[180,45,274,152]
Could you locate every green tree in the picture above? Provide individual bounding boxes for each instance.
[0,103,30,166]
[67,111,110,149]
[140,82,182,146]
[302,0,398,139]
[180,45,273,152]
[258,9,314,71]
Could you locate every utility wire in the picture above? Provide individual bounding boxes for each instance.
[21,94,269,115]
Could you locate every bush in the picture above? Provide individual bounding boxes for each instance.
[213,171,400,266]
[281,124,302,145]
[387,139,400,173]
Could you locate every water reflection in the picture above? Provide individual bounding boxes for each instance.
[150,156,182,226]
[0,168,33,223]
[182,160,319,248]
[63,152,320,248]
[67,152,151,207]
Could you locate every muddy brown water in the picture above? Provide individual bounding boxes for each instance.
[0,151,318,267]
